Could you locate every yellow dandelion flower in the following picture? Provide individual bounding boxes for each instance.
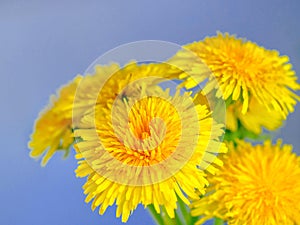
[191,140,300,225]
[226,98,284,134]
[74,73,227,222]
[29,62,179,165]
[29,76,82,165]
[172,32,300,117]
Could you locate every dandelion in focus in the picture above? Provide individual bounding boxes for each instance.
[172,32,300,119]
[74,62,227,222]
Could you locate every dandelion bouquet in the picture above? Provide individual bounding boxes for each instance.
[29,33,300,224]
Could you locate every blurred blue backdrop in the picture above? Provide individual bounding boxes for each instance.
[1,1,300,224]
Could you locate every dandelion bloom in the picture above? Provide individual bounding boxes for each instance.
[172,32,300,118]
[28,76,82,165]
[191,140,300,225]
[74,63,227,222]
[226,98,284,135]
[28,62,180,165]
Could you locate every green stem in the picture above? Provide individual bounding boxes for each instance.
[147,205,181,225]
[160,207,177,225]
[147,198,198,225]
[177,197,194,225]
[174,210,183,225]
[213,217,224,225]
[147,205,164,225]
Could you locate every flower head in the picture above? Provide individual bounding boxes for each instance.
[28,76,82,165]
[172,32,300,117]
[74,62,227,222]
[191,140,300,225]
[226,98,284,135]
[28,62,180,165]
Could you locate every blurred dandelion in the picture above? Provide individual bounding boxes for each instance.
[191,140,300,225]
[28,76,82,165]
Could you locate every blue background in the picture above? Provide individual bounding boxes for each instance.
[1,1,300,224]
